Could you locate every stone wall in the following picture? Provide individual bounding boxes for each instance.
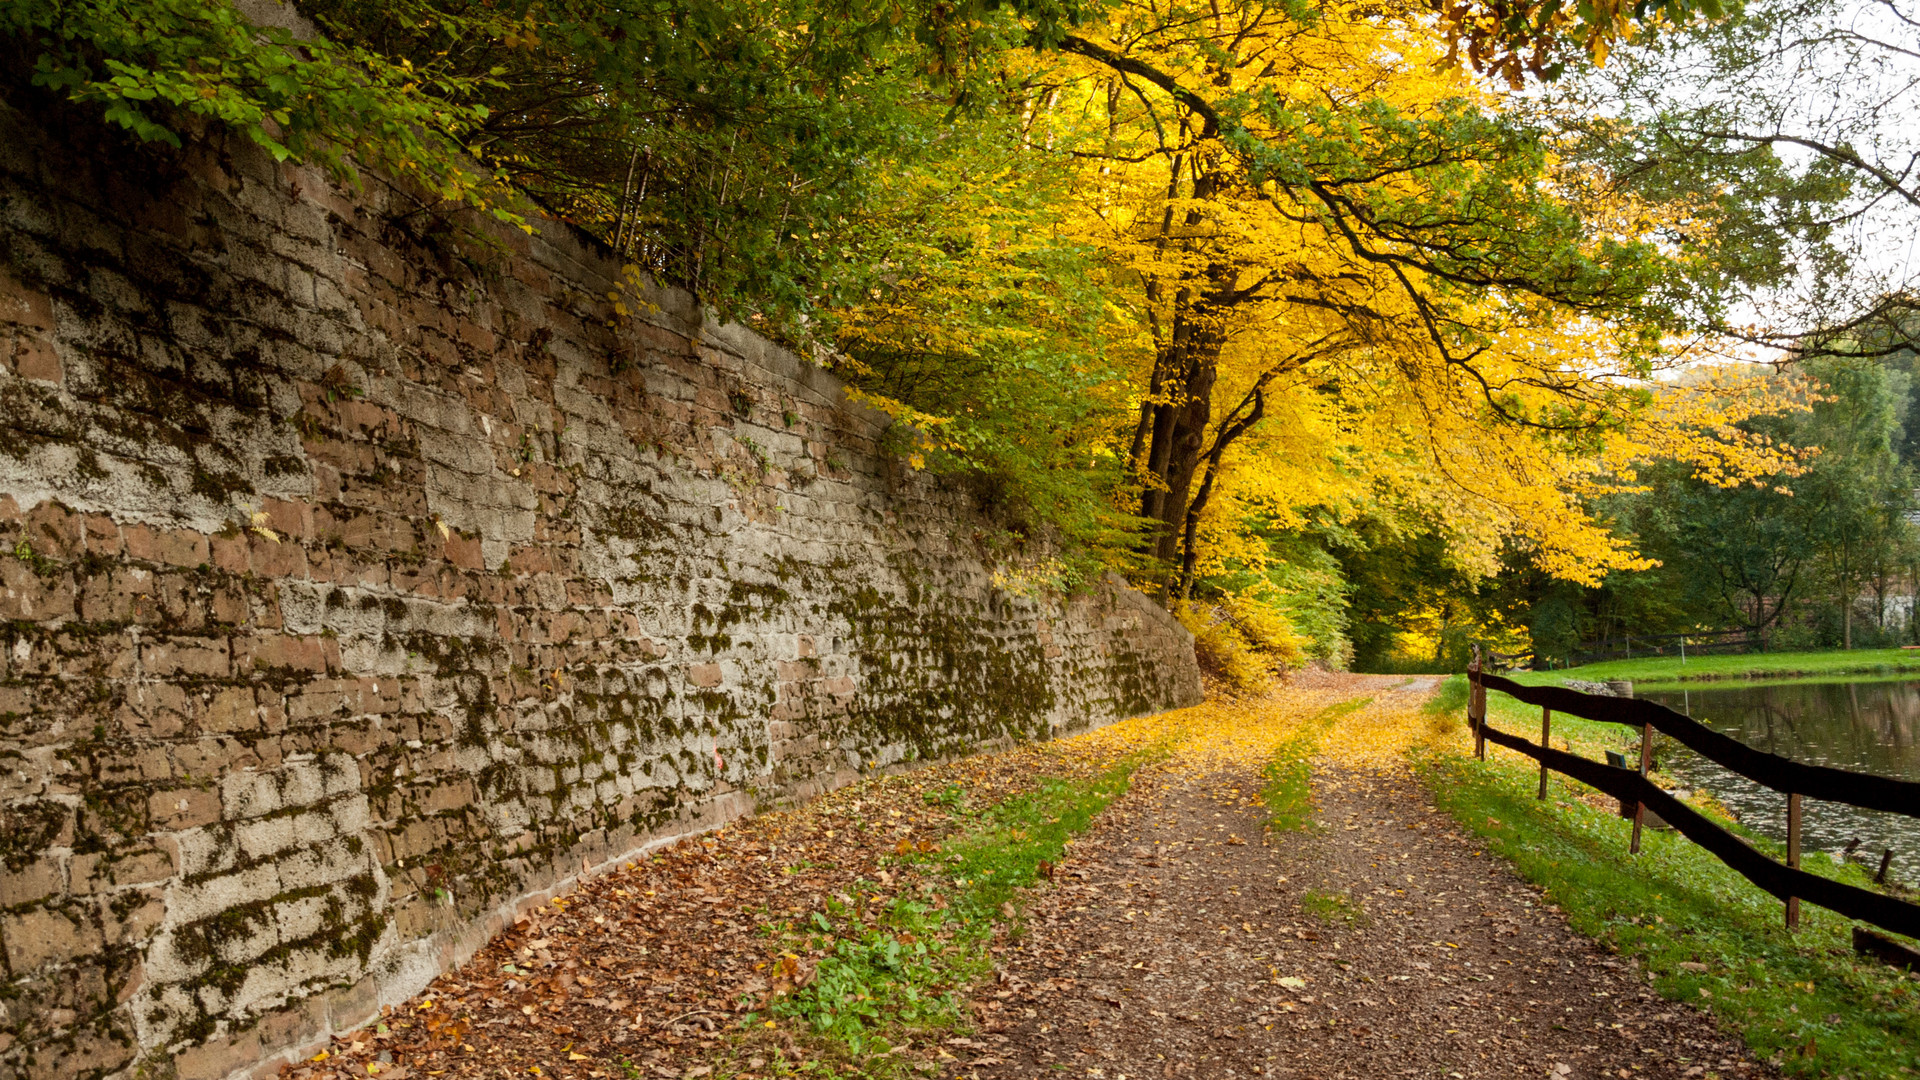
[0,97,1201,1080]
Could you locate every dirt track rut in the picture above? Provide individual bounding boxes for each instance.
[952,756,1778,1080]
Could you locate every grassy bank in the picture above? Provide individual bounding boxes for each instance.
[1412,696,1920,1076]
[1537,647,1920,685]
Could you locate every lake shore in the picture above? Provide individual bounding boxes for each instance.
[1520,647,1920,686]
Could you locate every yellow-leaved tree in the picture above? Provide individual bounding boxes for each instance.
[1010,0,1804,601]
[815,0,1812,679]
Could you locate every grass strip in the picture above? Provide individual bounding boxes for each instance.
[748,749,1163,1076]
[1261,697,1371,832]
[1412,747,1920,1076]
[1539,646,1920,685]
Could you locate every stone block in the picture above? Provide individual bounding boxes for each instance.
[2,905,102,973]
[24,499,82,558]
[101,886,166,945]
[0,557,76,619]
[200,686,261,733]
[237,633,333,674]
[12,330,63,382]
[71,848,174,894]
[122,523,211,567]
[142,637,231,678]
[0,267,55,331]
[176,1027,265,1080]
[149,787,222,831]
[0,857,64,907]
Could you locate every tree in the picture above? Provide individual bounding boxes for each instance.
[1541,0,1920,363]
[963,0,1814,601]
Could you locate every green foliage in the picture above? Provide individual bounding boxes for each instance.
[302,0,963,324]
[1534,356,1920,660]
[770,897,964,1056]
[1415,749,1920,1075]
[3,0,513,216]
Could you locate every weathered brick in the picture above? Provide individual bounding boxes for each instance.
[0,557,76,619]
[0,267,55,331]
[71,848,173,894]
[1,906,102,973]
[200,686,260,733]
[122,523,211,567]
[148,787,222,830]
[81,513,121,556]
[176,1028,264,1080]
[141,638,231,678]
[0,857,64,907]
[12,330,62,382]
[236,633,332,674]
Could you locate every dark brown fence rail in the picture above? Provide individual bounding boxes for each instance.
[1467,654,1920,939]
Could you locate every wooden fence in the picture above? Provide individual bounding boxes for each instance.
[1467,649,1920,938]
[1568,629,1755,667]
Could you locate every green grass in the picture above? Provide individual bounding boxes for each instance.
[1262,697,1372,832]
[1539,647,1920,685]
[1412,746,1920,1077]
[754,750,1162,1075]
[1300,887,1366,927]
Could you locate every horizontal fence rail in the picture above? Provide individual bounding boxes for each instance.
[1468,658,1920,940]
[1569,629,1755,667]
[1476,672,1920,815]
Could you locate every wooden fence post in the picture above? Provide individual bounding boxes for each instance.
[1470,643,1486,760]
[1630,721,1653,855]
[1787,792,1802,930]
[1538,706,1552,799]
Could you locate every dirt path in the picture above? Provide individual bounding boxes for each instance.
[959,689,1779,1080]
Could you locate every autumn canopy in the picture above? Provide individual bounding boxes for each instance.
[9,0,1908,671]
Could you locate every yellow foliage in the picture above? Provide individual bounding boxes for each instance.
[1173,595,1307,693]
[1029,2,1803,587]
[1062,676,1462,776]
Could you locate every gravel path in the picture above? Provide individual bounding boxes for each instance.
[955,758,1780,1080]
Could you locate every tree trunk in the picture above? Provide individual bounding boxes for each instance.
[1137,285,1230,576]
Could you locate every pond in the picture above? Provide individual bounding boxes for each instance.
[1635,678,1920,889]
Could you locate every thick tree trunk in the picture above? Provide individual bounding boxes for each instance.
[1138,285,1230,580]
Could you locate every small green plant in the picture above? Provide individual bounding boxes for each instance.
[1300,888,1365,926]
[922,784,965,810]
[770,898,961,1055]
[318,363,363,404]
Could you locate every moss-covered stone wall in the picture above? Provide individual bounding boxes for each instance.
[0,100,1200,1080]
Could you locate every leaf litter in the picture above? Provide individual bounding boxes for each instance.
[295,672,1782,1080]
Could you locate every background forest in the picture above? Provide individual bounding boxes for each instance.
[7,0,1916,682]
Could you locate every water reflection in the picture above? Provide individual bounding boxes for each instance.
[1637,679,1920,888]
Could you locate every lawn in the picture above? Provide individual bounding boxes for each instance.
[1420,674,1920,1076]
[1524,646,1920,685]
